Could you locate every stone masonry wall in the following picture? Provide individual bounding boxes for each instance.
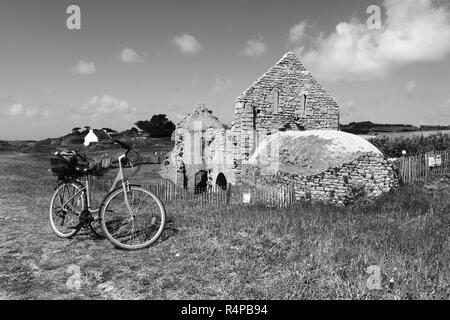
[161,124,238,188]
[234,52,339,134]
[232,52,340,184]
[204,128,237,185]
[241,152,399,205]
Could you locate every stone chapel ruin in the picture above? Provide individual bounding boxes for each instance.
[161,52,398,204]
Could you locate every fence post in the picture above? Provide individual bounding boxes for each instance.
[408,156,411,182]
[401,156,405,182]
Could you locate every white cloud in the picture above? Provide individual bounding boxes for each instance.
[119,47,143,63]
[296,0,450,81]
[242,37,267,57]
[7,103,24,116]
[406,80,417,97]
[83,95,135,115]
[173,34,202,54]
[212,78,232,93]
[73,60,96,75]
[289,21,307,43]
[4,103,41,117]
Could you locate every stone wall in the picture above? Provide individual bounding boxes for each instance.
[234,52,339,134]
[242,152,399,205]
[204,128,237,185]
[232,52,340,183]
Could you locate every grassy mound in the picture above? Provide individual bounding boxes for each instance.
[250,130,382,176]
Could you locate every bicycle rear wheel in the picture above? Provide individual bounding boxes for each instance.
[100,185,166,250]
[49,181,85,238]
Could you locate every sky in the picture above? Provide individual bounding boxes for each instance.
[1,0,450,140]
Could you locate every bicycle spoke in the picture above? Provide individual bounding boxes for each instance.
[50,182,84,238]
[107,218,132,235]
[101,187,165,249]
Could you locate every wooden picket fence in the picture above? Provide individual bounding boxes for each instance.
[398,150,450,183]
[97,178,296,208]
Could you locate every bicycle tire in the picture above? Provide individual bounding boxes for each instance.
[49,181,86,238]
[100,185,166,250]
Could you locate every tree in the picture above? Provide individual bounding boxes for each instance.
[72,127,81,135]
[134,120,151,134]
[135,114,175,138]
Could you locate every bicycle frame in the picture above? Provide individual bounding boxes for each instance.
[60,154,132,215]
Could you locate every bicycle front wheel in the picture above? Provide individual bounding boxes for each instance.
[100,186,166,250]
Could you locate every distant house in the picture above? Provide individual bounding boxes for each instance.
[84,127,98,146]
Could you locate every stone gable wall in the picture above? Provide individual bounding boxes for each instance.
[231,52,340,183]
[234,52,339,134]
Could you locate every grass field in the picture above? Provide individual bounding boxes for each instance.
[0,150,449,299]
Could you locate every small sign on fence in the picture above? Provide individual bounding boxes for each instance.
[243,192,252,204]
[428,155,436,167]
[428,154,442,167]
[435,154,442,166]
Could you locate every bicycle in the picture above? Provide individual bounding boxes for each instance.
[48,140,166,250]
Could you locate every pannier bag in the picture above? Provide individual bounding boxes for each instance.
[50,153,78,178]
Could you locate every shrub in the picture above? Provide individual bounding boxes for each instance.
[369,133,450,157]
[69,136,84,145]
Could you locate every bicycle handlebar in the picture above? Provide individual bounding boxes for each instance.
[113,140,131,155]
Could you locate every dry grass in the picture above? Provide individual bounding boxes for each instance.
[0,151,449,299]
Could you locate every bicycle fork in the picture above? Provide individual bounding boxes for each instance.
[121,180,134,216]
[115,155,135,219]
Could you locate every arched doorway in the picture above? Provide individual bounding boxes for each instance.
[194,170,208,194]
[216,173,227,190]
